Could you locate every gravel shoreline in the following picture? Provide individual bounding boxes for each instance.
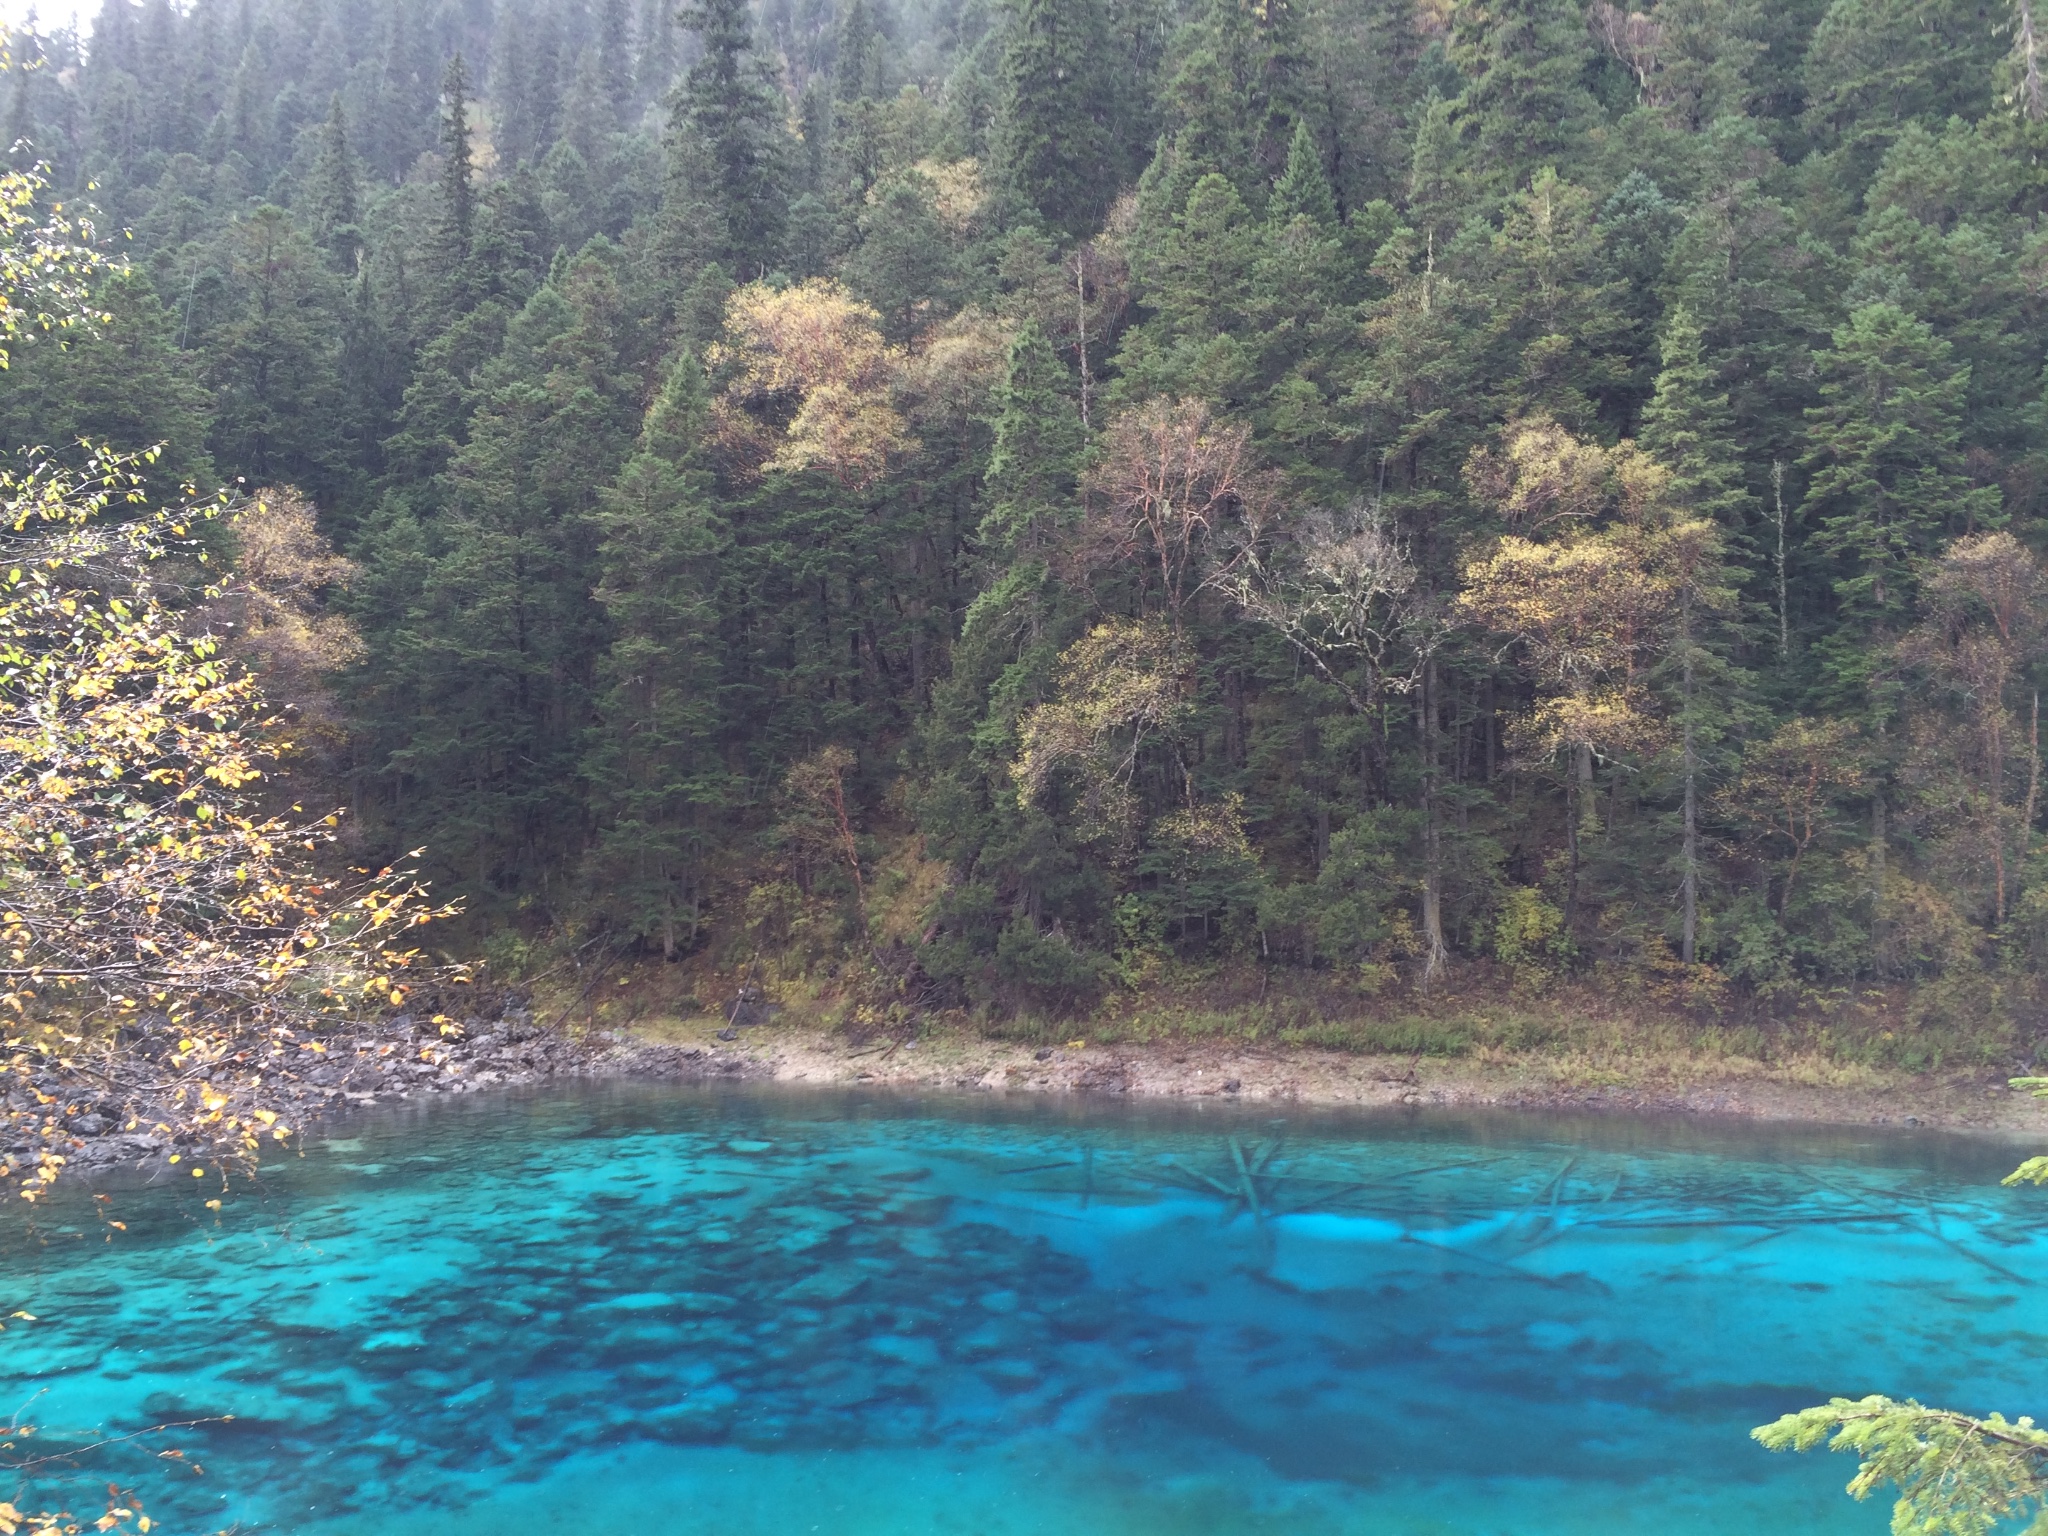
[28,1007,2048,1181]
[621,1018,2048,1140]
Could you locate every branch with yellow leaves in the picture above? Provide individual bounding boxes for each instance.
[0,443,460,1200]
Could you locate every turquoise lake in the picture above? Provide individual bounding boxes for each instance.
[4,1085,2045,1534]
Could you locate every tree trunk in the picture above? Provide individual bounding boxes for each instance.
[1564,742,1593,936]
[2026,692,2041,866]
[1773,460,1790,659]
[1074,252,1092,431]
[1420,656,1449,986]
[1680,632,1698,966]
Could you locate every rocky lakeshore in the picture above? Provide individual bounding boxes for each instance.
[11,1004,676,1177]
[27,1002,2048,1183]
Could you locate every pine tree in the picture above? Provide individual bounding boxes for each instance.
[637,0,680,99]
[844,173,960,343]
[432,54,479,313]
[373,251,647,897]
[584,350,733,956]
[494,4,542,165]
[979,318,1084,559]
[598,0,635,121]
[207,206,353,507]
[994,0,1116,238]
[1270,117,1339,229]
[660,0,792,278]
[1640,306,1756,546]
[1659,122,1828,472]
[1803,301,2000,702]
[796,77,831,193]
[835,0,887,101]
[437,54,477,258]
[0,268,216,494]
[560,47,613,168]
[305,93,363,273]
[1444,0,1602,185]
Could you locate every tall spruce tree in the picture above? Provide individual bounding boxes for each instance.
[660,0,792,278]
[1640,306,1757,547]
[305,93,363,272]
[1803,301,1999,705]
[584,350,733,956]
[994,0,1116,238]
[1270,118,1340,230]
[1443,0,1601,185]
[427,53,479,319]
[979,319,1084,559]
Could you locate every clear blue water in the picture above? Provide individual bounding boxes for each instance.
[3,1085,2045,1534]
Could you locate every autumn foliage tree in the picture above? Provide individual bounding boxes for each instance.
[1073,398,1280,635]
[707,278,915,487]
[0,447,453,1200]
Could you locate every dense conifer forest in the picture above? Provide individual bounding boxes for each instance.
[6,0,2048,1032]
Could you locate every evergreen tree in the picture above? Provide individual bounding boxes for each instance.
[835,0,887,102]
[1270,118,1339,230]
[1801,0,2002,170]
[660,0,792,278]
[843,172,960,343]
[1639,306,1757,547]
[980,319,1084,558]
[560,48,614,169]
[637,0,680,99]
[305,93,362,272]
[584,350,733,956]
[1443,0,1601,185]
[437,54,477,259]
[0,268,215,492]
[208,205,353,506]
[993,0,1116,238]
[1803,301,2000,702]
[1118,171,1264,404]
[369,249,647,898]
[598,0,635,120]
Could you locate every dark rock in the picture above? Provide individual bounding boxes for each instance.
[1222,1079,1241,1094]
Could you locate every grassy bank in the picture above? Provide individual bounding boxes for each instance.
[513,949,2047,1127]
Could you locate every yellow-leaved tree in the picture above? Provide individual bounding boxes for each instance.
[0,454,454,1202]
[706,278,916,488]
[1458,415,1732,946]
